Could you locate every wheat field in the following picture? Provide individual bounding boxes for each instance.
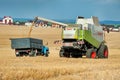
[0,25,120,80]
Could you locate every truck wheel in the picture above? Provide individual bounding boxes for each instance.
[45,51,49,57]
[86,49,96,59]
[98,45,108,58]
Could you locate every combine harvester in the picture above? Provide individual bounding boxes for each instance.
[59,16,108,58]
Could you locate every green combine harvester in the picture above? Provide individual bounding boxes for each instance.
[59,16,108,58]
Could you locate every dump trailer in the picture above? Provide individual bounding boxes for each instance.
[59,16,108,58]
[10,38,49,57]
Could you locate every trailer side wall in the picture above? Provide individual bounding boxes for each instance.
[11,38,43,49]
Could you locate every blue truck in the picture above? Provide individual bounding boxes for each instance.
[10,38,49,57]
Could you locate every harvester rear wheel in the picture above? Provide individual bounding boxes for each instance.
[86,49,96,59]
[98,45,108,58]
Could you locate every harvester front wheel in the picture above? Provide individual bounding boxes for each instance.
[98,45,108,58]
[86,49,97,59]
[59,49,64,57]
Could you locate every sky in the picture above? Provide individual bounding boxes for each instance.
[0,0,120,21]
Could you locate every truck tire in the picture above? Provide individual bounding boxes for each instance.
[98,45,108,58]
[86,48,96,59]
[45,51,49,57]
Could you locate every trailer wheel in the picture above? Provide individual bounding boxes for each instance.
[29,51,33,56]
[98,45,108,58]
[86,49,96,59]
[29,50,37,57]
[15,52,20,57]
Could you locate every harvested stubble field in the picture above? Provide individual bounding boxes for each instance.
[0,25,120,80]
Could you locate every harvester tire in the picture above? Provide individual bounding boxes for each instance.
[65,52,70,58]
[59,49,64,57]
[98,45,108,58]
[86,49,96,59]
